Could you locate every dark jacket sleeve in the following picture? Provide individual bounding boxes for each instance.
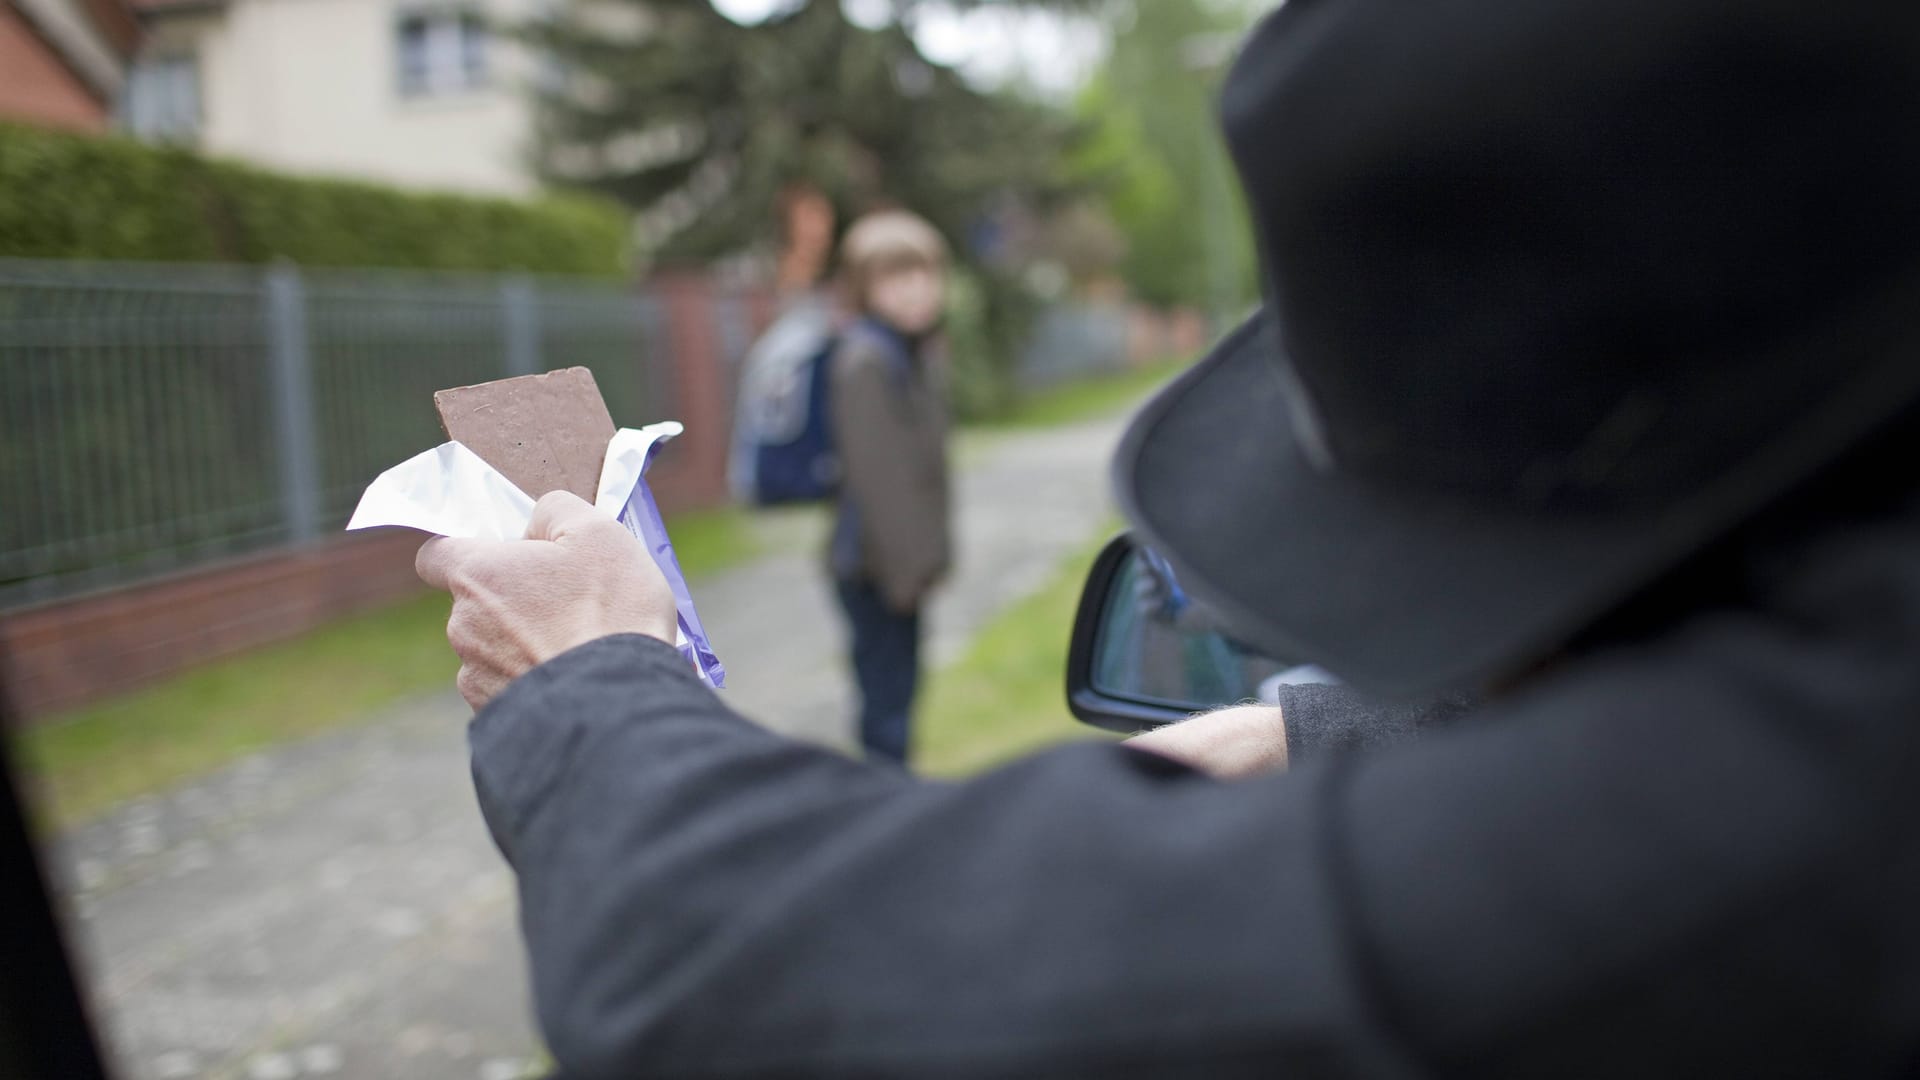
[1274,684,1476,758]
[474,543,1920,1080]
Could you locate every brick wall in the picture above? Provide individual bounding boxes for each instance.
[642,274,741,513]
[1,530,424,717]
[0,7,111,133]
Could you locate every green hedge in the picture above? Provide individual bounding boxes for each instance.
[0,122,629,276]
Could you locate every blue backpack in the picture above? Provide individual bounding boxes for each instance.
[730,297,842,505]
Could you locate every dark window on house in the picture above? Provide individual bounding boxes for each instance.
[121,54,201,143]
[397,8,490,97]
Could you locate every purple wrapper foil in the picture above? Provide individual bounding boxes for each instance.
[614,439,726,688]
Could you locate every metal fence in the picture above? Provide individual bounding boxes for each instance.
[1017,302,1138,390]
[0,259,674,609]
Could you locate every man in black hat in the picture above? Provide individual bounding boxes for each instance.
[415,0,1920,1074]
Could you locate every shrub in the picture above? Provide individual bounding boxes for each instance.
[0,122,629,276]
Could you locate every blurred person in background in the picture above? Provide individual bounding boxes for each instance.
[414,0,1920,1075]
[827,210,953,766]
[774,185,838,298]
[728,186,842,502]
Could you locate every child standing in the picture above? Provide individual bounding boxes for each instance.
[828,211,953,766]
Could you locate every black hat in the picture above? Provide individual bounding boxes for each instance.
[1116,0,1920,699]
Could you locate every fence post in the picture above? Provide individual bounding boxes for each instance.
[265,263,322,545]
[501,275,540,376]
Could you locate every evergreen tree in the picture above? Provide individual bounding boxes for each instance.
[526,0,1086,265]
[524,0,1103,414]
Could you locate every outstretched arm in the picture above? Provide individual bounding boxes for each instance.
[432,491,1920,1079]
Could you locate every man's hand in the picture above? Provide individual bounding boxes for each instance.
[416,491,678,710]
[1126,706,1289,780]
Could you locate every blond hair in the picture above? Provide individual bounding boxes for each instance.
[839,210,949,309]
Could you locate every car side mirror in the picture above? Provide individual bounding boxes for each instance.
[1066,533,1330,733]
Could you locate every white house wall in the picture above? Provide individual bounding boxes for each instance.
[158,0,541,196]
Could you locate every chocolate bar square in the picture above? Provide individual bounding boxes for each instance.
[434,367,617,502]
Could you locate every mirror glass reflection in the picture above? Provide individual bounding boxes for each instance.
[1091,548,1334,713]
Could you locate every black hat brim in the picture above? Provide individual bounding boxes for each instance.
[1113,308,1917,700]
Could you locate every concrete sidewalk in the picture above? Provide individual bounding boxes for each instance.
[49,414,1127,1080]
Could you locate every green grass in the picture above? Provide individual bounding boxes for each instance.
[15,592,460,829]
[831,355,1176,770]
[12,506,759,829]
[971,357,1190,432]
[660,506,762,580]
[916,537,1119,777]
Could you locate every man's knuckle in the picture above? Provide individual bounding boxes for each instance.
[448,566,479,595]
[450,556,501,596]
[445,608,475,653]
[531,491,595,536]
[586,519,634,548]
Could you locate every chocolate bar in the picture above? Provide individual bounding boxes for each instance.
[433,367,616,501]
